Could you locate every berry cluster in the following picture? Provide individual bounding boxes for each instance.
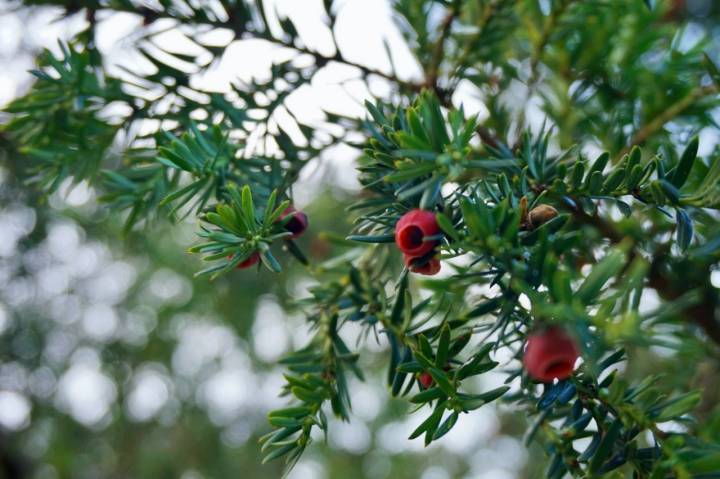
[394,209,442,276]
[394,209,579,382]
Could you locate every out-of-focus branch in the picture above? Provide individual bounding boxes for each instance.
[568,199,720,346]
[425,4,459,92]
[0,434,29,479]
[647,259,720,345]
[82,4,427,94]
[258,34,425,92]
[623,84,719,155]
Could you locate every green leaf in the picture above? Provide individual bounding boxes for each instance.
[587,171,604,195]
[390,275,408,325]
[704,52,720,88]
[259,425,302,450]
[263,189,278,225]
[627,146,642,172]
[670,136,699,188]
[268,416,302,428]
[586,152,609,183]
[262,443,298,464]
[240,185,256,231]
[383,163,437,182]
[676,209,693,252]
[685,451,720,474]
[433,411,459,440]
[546,453,567,479]
[658,179,680,204]
[625,163,645,191]
[570,161,586,190]
[654,391,702,422]
[460,197,492,238]
[460,386,510,410]
[427,367,455,397]
[602,168,626,193]
[588,419,622,473]
[408,401,445,440]
[346,234,396,243]
[551,268,572,303]
[268,407,313,419]
[465,298,502,318]
[410,387,445,404]
[418,334,434,359]
[435,213,460,242]
[576,249,626,305]
[260,251,282,273]
[423,402,447,446]
[435,323,450,368]
[285,239,309,265]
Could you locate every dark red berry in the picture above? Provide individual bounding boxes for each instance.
[403,253,441,276]
[418,365,453,389]
[523,326,579,382]
[395,209,440,257]
[280,206,308,238]
[418,372,433,389]
[232,252,260,269]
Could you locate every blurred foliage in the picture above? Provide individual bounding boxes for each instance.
[2,0,720,478]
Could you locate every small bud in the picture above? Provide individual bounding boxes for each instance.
[395,209,440,256]
[527,204,558,229]
[418,366,452,388]
[418,372,433,389]
[523,326,579,382]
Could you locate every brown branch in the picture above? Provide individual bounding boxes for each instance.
[476,125,502,150]
[648,262,720,345]
[529,0,572,83]
[453,2,498,72]
[425,6,459,91]
[622,84,718,156]
[260,35,424,92]
[120,4,427,93]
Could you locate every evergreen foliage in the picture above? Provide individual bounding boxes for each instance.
[3,0,720,477]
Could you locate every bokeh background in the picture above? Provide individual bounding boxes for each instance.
[1,1,720,478]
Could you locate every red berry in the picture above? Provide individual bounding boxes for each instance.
[395,209,440,256]
[403,253,441,276]
[234,252,260,269]
[523,326,579,382]
[418,372,433,389]
[279,206,308,238]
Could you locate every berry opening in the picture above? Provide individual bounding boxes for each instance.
[399,225,424,249]
[406,255,441,275]
[542,359,573,378]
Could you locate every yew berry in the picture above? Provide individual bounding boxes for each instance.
[280,206,309,238]
[523,326,579,382]
[418,366,452,388]
[233,252,260,269]
[395,209,440,257]
[403,253,441,276]
[418,372,433,389]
